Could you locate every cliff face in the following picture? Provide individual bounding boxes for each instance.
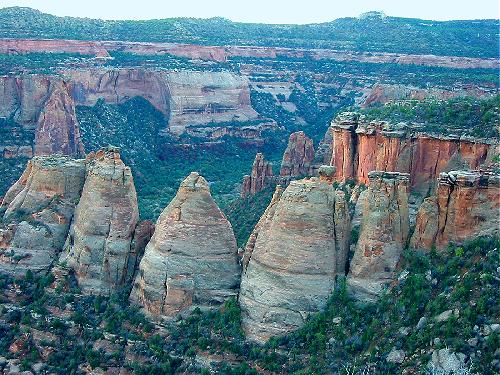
[410,170,500,250]
[279,131,315,177]
[0,156,86,275]
[62,147,139,294]
[330,113,494,194]
[348,171,410,301]
[130,172,240,319]
[241,153,275,198]
[239,178,350,343]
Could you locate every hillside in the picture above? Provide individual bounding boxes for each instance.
[0,7,498,58]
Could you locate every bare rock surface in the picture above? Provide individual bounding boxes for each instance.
[239,177,350,343]
[130,172,240,319]
[348,171,410,301]
[280,131,315,177]
[241,153,275,198]
[410,170,500,250]
[62,147,139,293]
[0,156,86,275]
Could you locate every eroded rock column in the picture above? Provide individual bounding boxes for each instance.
[348,171,410,301]
[239,177,350,343]
[130,172,240,319]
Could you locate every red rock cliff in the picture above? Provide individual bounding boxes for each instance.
[241,153,275,198]
[330,113,495,194]
[279,131,315,177]
[410,170,500,250]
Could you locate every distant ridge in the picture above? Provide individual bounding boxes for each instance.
[0,7,498,58]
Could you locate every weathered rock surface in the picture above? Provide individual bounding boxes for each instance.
[279,131,315,177]
[410,170,500,250]
[241,153,275,198]
[130,172,240,319]
[348,171,410,301]
[330,112,495,194]
[34,81,85,157]
[0,156,86,275]
[239,178,351,342]
[62,147,139,293]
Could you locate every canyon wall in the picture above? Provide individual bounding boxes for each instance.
[130,172,240,319]
[239,177,350,342]
[348,171,410,301]
[410,170,500,250]
[330,112,495,194]
[0,69,264,159]
[2,38,499,70]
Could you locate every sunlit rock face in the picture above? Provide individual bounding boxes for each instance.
[130,172,240,319]
[239,177,350,343]
[410,170,500,251]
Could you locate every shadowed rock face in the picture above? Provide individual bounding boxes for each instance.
[330,112,495,194]
[280,131,315,177]
[410,170,500,250]
[130,172,240,319]
[62,147,139,294]
[348,171,410,301]
[241,153,275,198]
[0,156,86,275]
[239,178,350,343]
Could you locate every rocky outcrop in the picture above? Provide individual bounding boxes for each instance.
[34,81,85,157]
[348,171,410,301]
[130,172,240,319]
[239,178,350,342]
[62,147,139,293]
[0,156,86,275]
[279,131,315,177]
[330,113,495,194]
[410,170,500,250]
[241,153,275,198]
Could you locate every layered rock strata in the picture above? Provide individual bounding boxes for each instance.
[330,112,495,194]
[62,147,139,293]
[241,153,275,198]
[410,170,500,250]
[239,178,351,342]
[0,156,86,275]
[348,171,410,301]
[279,131,315,177]
[130,172,240,319]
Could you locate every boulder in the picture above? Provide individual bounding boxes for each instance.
[62,147,139,293]
[130,172,240,319]
[239,177,350,343]
[0,156,86,275]
[348,171,410,301]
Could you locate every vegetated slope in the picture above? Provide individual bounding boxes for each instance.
[0,237,497,374]
[0,7,498,57]
[226,186,276,248]
[360,94,500,138]
[76,96,285,221]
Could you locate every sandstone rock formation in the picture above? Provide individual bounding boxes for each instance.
[62,147,139,293]
[239,178,350,342]
[130,172,240,319]
[241,153,275,198]
[348,171,410,301]
[330,113,495,194]
[410,170,500,250]
[0,156,86,275]
[280,131,315,177]
[34,81,85,157]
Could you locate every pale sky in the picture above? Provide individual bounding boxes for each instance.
[1,0,499,23]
